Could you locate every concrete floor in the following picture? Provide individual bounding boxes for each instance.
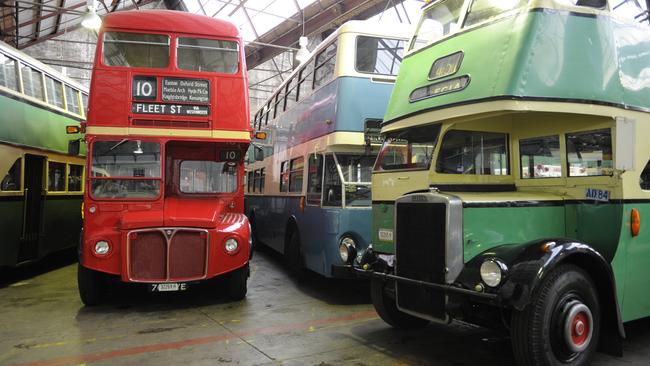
[1,247,650,366]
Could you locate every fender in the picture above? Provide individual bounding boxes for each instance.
[466,238,625,355]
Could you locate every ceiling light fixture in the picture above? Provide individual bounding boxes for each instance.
[81,1,102,31]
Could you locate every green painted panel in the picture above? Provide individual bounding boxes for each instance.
[0,201,23,266]
[620,203,650,322]
[463,206,565,262]
[385,10,650,123]
[0,94,86,155]
[372,202,395,253]
[41,198,82,253]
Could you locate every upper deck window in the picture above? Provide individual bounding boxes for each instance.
[180,161,237,193]
[313,42,337,89]
[45,76,64,109]
[436,130,509,175]
[91,140,161,199]
[375,124,442,171]
[611,0,649,23]
[566,129,613,177]
[463,0,527,28]
[177,37,239,74]
[103,32,169,68]
[21,64,44,101]
[410,0,464,52]
[0,54,19,92]
[355,36,406,76]
[65,86,81,115]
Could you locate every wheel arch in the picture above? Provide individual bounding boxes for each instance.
[487,238,626,356]
[283,215,299,253]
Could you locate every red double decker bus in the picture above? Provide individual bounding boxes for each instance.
[77,10,251,305]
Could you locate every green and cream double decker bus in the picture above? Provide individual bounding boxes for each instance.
[354,0,650,365]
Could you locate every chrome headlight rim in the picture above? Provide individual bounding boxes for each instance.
[93,240,111,256]
[480,258,507,288]
[224,237,240,255]
[338,236,357,264]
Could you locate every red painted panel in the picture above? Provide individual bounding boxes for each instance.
[169,231,207,280]
[129,231,166,281]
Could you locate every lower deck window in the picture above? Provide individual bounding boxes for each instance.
[520,135,561,178]
[566,129,612,177]
[91,140,161,199]
[48,162,66,191]
[180,161,237,193]
[1,159,21,191]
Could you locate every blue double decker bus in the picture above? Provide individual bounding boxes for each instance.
[245,20,411,277]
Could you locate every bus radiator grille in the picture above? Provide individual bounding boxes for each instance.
[169,231,207,279]
[395,202,447,320]
[128,229,208,282]
[129,231,167,281]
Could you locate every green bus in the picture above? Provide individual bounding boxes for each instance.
[0,41,87,267]
[355,1,650,365]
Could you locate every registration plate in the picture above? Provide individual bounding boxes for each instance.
[149,283,188,292]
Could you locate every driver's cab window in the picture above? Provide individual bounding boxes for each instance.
[610,0,648,22]
[323,154,341,207]
[436,130,509,175]
[640,159,650,190]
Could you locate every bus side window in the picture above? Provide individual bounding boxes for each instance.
[313,42,337,89]
[640,160,650,190]
[566,129,613,177]
[289,157,304,193]
[307,154,323,205]
[255,168,266,193]
[280,161,289,192]
[610,0,647,22]
[0,53,20,92]
[1,159,21,191]
[48,161,66,191]
[68,164,83,192]
[247,171,254,192]
[297,61,314,101]
[323,155,342,207]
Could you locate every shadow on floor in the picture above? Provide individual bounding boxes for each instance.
[252,243,371,306]
[0,247,77,288]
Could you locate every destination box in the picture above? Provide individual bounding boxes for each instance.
[162,78,210,104]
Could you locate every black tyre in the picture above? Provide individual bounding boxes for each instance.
[285,229,304,274]
[228,264,249,301]
[371,278,429,329]
[77,263,105,306]
[511,264,600,366]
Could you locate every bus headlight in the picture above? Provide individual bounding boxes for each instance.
[225,238,239,255]
[338,236,357,264]
[94,240,110,256]
[480,259,505,287]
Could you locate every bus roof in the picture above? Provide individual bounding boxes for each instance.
[102,10,240,38]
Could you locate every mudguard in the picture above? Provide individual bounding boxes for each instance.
[464,238,625,355]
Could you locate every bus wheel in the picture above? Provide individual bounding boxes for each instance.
[511,264,600,366]
[285,229,304,275]
[370,278,429,329]
[77,264,105,306]
[228,264,249,301]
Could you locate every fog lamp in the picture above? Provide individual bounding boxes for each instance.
[480,259,503,287]
[338,237,357,264]
[94,240,110,255]
[225,238,239,255]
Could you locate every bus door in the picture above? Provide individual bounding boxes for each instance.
[18,154,44,262]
